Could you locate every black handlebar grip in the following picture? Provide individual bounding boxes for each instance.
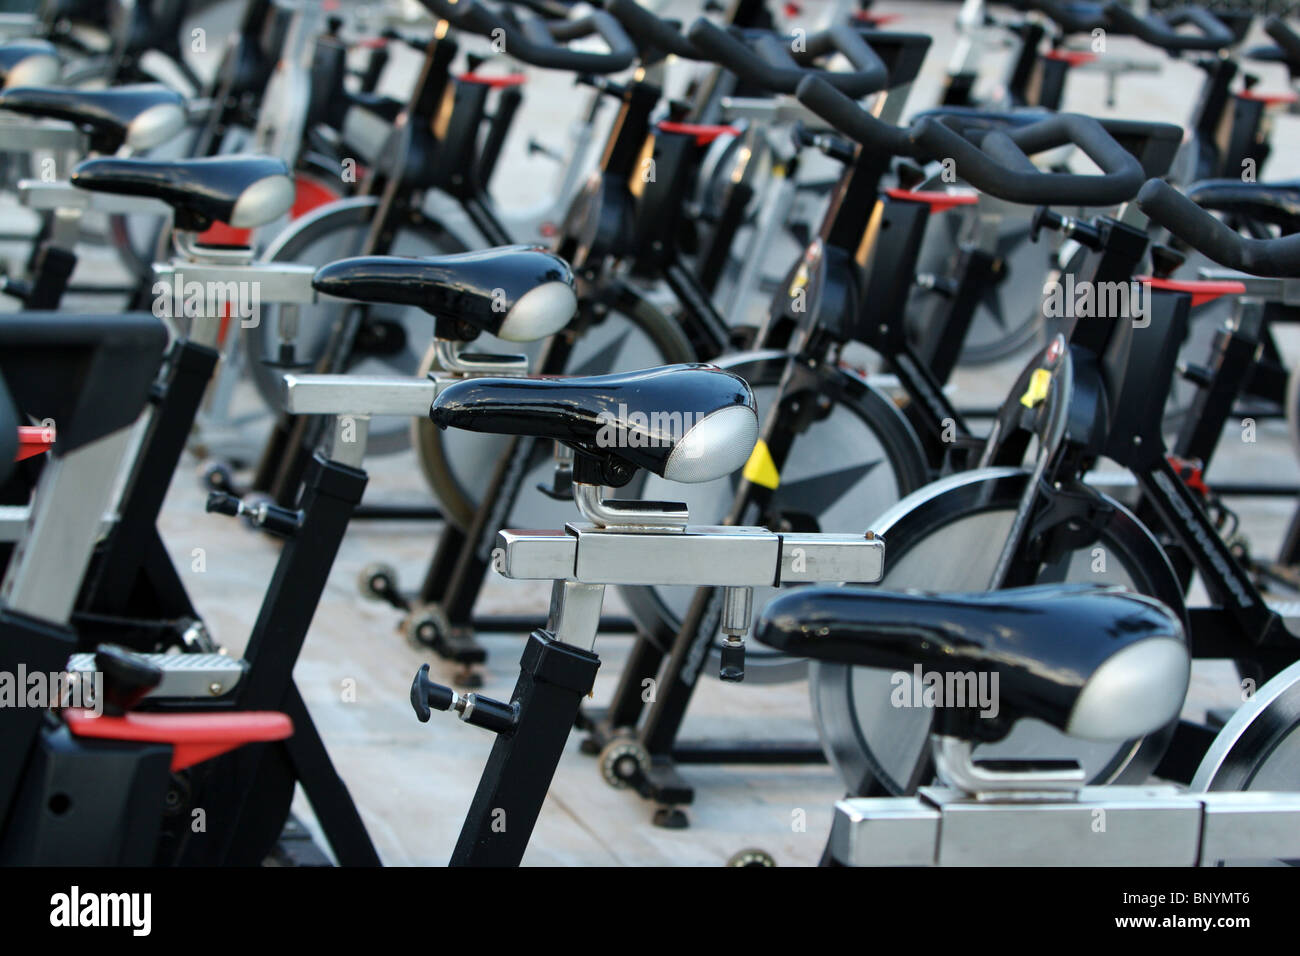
[421,0,634,72]
[1103,2,1234,52]
[1011,1,1107,35]
[912,112,1144,206]
[1137,178,1300,277]
[794,75,918,157]
[604,0,700,59]
[688,19,885,97]
[1265,16,1300,68]
[791,23,888,96]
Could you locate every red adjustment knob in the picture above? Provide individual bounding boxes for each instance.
[15,424,54,461]
[1137,276,1247,308]
[1167,455,1209,499]
[656,121,740,146]
[458,72,527,89]
[852,11,902,26]
[1044,50,1098,67]
[1238,89,1299,106]
[64,710,293,772]
[884,187,979,214]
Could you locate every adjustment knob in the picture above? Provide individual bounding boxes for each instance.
[410,663,456,722]
[1150,243,1187,279]
[1029,206,1065,243]
[206,491,242,517]
[895,160,927,191]
[94,644,163,715]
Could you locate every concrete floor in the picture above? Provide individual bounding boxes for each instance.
[6,1,1300,865]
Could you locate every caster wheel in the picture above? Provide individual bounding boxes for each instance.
[652,806,689,829]
[200,459,235,492]
[358,563,399,602]
[405,606,451,651]
[452,665,484,689]
[581,724,631,756]
[599,737,650,789]
[727,848,776,867]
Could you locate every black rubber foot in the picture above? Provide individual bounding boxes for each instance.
[653,807,689,829]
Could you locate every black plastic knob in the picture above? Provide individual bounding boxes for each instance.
[410,663,456,723]
[205,491,241,516]
[1030,206,1065,243]
[94,644,163,716]
[1150,243,1187,279]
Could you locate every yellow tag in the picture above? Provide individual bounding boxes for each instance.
[788,262,809,298]
[1020,368,1052,408]
[743,439,780,490]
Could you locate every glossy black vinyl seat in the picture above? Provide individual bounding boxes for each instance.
[756,583,1188,742]
[0,84,186,152]
[70,155,294,231]
[1187,179,1300,236]
[0,40,59,89]
[312,247,577,342]
[430,364,759,483]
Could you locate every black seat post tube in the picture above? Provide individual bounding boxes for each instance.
[439,79,516,245]
[1219,93,1268,180]
[1172,299,1267,467]
[854,195,972,467]
[1004,21,1047,108]
[256,34,458,504]
[79,341,218,622]
[920,243,1000,384]
[203,451,380,866]
[1031,55,1071,112]
[476,85,523,194]
[1188,57,1239,181]
[1061,216,1151,356]
[452,594,605,867]
[650,141,732,360]
[194,0,275,156]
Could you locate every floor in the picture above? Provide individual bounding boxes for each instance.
[5,0,1300,865]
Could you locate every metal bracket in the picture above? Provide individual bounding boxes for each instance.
[280,373,444,417]
[493,524,884,588]
[1197,267,1300,307]
[151,261,326,305]
[18,179,171,216]
[830,786,1300,866]
[0,115,86,153]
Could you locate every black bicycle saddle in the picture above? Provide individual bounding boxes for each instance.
[312,247,577,342]
[71,155,294,231]
[430,364,758,483]
[0,40,58,89]
[0,84,186,152]
[756,583,1188,742]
